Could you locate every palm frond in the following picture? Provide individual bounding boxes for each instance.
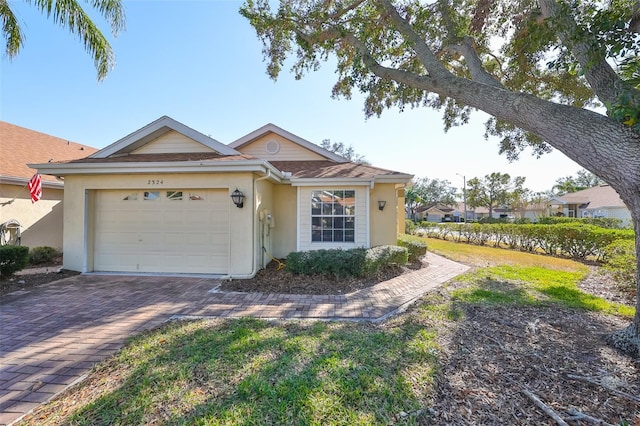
[0,0,25,58]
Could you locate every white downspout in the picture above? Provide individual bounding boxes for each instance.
[221,170,271,280]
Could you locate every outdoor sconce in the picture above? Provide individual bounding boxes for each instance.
[231,188,245,208]
[378,200,387,211]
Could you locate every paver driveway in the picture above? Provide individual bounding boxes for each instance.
[0,253,468,425]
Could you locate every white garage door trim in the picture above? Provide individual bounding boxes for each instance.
[93,189,229,274]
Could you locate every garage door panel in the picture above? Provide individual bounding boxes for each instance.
[94,189,229,274]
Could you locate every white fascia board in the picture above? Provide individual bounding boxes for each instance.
[373,174,414,184]
[230,123,349,163]
[90,116,240,158]
[0,176,64,189]
[29,160,285,182]
[290,178,373,187]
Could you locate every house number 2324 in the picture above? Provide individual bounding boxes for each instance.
[148,179,163,185]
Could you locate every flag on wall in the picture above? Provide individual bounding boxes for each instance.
[28,173,42,203]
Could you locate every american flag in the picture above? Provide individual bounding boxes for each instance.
[28,173,42,203]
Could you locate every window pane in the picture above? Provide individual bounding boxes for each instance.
[189,193,204,201]
[144,191,159,201]
[167,191,183,200]
[122,192,137,201]
[333,217,344,228]
[310,189,356,243]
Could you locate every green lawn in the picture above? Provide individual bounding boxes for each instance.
[22,238,635,425]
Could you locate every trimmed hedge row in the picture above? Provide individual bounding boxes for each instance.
[602,240,637,292]
[419,222,634,260]
[286,245,409,278]
[397,234,428,262]
[0,245,30,277]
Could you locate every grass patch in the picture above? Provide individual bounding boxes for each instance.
[452,265,634,318]
[36,318,440,425]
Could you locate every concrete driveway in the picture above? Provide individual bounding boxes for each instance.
[0,253,468,425]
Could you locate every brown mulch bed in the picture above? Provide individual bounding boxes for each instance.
[0,262,80,298]
[219,258,424,294]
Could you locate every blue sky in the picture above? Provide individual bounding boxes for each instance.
[1,0,584,192]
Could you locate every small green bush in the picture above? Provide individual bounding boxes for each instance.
[397,234,428,262]
[602,239,637,293]
[364,245,408,275]
[0,245,30,277]
[286,246,409,278]
[405,219,417,235]
[28,246,60,265]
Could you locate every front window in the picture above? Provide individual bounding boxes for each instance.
[311,190,355,242]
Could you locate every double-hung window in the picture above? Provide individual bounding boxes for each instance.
[311,190,355,242]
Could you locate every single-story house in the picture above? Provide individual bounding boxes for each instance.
[31,116,412,278]
[0,121,97,249]
[415,203,466,222]
[547,184,631,223]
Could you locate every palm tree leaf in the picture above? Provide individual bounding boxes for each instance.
[0,0,25,58]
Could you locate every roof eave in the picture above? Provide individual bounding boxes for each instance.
[0,175,64,189]
[29,159,285,182]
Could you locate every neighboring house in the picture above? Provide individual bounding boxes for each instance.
[0,121,97,249]
[548,184,631,223]
[31,116,412,277]
[416,203,465,222]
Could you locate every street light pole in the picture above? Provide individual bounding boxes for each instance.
[457,173,467,222]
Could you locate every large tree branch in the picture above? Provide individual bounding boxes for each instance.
[537,0,629,106]
[444,36,504,89]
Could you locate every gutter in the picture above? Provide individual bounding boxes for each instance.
[220,170,271,280]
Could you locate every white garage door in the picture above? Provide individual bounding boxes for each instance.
[94,189,229,274]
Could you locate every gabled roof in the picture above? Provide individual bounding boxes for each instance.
[554,184,626,209]
[268,160,412,183]
[0,121,97,185]
[229,123,349,163]
[90,116,240,158]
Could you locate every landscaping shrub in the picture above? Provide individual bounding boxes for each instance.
[364,245,409,275]
[28,246,60,265]
[602,239,637,294]
[405,219,417,235]
[0,245,30,277]
[285,246,409,278]
[397,234,428,262]
[537,216,626,229]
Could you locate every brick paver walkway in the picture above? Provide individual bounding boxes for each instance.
[0,253,468,425]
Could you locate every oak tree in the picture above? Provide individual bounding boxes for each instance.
[241,0,640,355]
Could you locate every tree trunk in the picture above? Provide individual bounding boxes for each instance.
[607,207,640,357]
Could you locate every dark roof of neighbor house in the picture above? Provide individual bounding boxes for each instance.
[269,160,410,179]
[0,121,97,183]
[556,185,625,209]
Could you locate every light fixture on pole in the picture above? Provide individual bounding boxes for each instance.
[231,188,245,208]
[456,173,467,222]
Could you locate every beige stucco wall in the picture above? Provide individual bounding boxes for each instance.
[62,172,256,275]
[271,185,297,259]
[370,183,402,246]
[0,183,65,250]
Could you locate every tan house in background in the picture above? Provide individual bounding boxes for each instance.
[0,122,97,249]
[31,116,412,277]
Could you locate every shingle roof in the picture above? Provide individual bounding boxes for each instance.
[269,160,410,179]
[61,153,255,164]
[1,121,97,182]
[556,185,625,209]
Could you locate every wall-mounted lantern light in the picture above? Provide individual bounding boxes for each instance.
[231,188,245,208]
[378,200,387,211]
